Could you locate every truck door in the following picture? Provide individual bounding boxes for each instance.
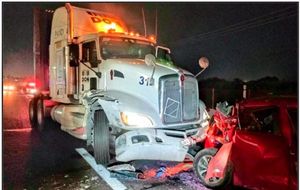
[232,106,290,189]
[80,41,99,94]
[68,44,79,100]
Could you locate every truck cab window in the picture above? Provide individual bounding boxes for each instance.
[69,44,79,67]
[83,41,98,68]
[100,37,155,60]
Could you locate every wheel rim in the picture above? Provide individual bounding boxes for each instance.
[197,155,222,184]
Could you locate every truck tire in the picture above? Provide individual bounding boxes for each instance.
[36,98,45,131]
[29,97,37,127]
[109,133,116,156]
[193,148,232,189]
[94,110,110,165]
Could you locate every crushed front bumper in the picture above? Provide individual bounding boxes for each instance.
[115,127,199,162]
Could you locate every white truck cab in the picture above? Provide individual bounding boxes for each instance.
[29,4,209,165]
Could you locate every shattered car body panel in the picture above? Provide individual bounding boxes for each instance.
[205,142,232,181]
[196,97,298,190]
[232,130,291,189]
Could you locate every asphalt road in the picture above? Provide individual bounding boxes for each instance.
[3,92,210,190]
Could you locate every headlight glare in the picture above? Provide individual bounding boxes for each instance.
[120,112,153,127]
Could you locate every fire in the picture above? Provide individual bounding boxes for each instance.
[96,21,124,33]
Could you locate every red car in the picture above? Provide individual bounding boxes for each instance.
[193,96,297,190]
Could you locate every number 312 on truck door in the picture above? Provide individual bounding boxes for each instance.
[139,76,150,86]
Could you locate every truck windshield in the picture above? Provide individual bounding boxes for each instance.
[100,37,155,60]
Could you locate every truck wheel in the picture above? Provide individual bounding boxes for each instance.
[193,148,232,189]
[93,110,110,165]
[29,97,37,127]
[36,98,45,131]
[109,133,116,157]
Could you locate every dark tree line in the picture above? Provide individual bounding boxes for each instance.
[198,76,298,108]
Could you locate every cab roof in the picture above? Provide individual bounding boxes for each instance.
[51,4,128,43]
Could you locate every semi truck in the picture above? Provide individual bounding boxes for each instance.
[29,3,209,165]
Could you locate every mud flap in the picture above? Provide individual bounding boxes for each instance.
[205,142,233,181]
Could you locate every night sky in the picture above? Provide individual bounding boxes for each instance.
[3,2,298,81]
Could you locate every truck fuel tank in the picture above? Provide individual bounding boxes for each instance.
[51,104,85,131]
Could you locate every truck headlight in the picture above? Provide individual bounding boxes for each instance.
[120,112,153,127]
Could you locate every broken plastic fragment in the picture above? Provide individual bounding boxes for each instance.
[107,163,135,172]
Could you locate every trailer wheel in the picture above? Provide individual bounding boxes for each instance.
[193,148,232,189]
[93,110,110,165]
[29,97,37,127]
[36,98,45,131]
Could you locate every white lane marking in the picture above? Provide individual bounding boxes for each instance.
[76,148,127,190]
[3,128,32,132]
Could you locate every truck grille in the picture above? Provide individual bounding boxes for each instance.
[159,74,199,125]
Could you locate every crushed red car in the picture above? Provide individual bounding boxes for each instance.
[190,96,297,190]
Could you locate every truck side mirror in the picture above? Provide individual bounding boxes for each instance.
[69,44,79,67]
[145,54,156,67]
[195,57,209,77]
[155,46,171,59]
[144,54,156,86]
[199,57,209,69]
